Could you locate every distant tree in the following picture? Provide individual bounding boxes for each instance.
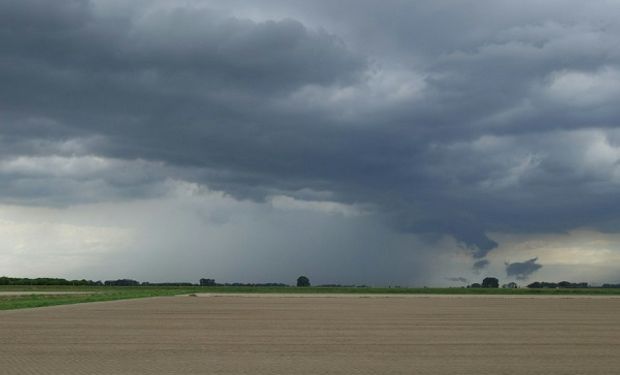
[104,279,140,286]
[468,283,482,288]
[602,283,620,288]
[502,282,518,289]
[527,281,589,289]
[296,276,310,287]
[199,278,216,286]
[482,277,499,288]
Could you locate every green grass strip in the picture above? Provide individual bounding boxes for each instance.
[2,285,620,311]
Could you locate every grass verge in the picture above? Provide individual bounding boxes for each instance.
[2,285,620,311]
[0,287,193,311]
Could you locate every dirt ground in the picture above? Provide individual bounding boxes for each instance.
[1,294,620,374]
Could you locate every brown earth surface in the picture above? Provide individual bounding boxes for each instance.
[1,294,620,374]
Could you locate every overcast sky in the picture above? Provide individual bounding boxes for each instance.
[2,0,620,286]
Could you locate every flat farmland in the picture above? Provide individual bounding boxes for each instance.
[2,294,620,374]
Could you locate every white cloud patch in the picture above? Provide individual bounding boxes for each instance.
[546,67,620,108]
[487,229,620,284]
[282,65,427,122]
[431,128,620,193]
[0,154,182,205]
[1,155,114,177]
[0,205,132,278]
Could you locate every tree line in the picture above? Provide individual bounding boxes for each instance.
[467,278,595,289]
[0,277,102,286]
[526,281,589,288]
[2,275,618,288]
[0,276,293,287]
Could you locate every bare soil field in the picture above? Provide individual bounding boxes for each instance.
[1,294,620,374]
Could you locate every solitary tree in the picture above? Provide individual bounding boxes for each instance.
[482,277,499,288]
[296,275,310,287]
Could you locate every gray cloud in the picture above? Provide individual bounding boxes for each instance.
[473,259,490,271]
[446,277,468,284]
[506,258,543,280]
[2,0,620,272]
[0,189,439,286]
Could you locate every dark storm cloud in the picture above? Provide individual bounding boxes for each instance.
[2,0,620,259]
[505,258,543,280]
[473,260,490,271]
[446,277,468,284]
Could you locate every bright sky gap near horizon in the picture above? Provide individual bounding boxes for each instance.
[2,0,620,286]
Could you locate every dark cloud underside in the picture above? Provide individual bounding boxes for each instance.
[505,258,543,280]
[2,0,620,263]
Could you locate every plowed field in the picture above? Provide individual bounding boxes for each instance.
[2,294,619,374]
